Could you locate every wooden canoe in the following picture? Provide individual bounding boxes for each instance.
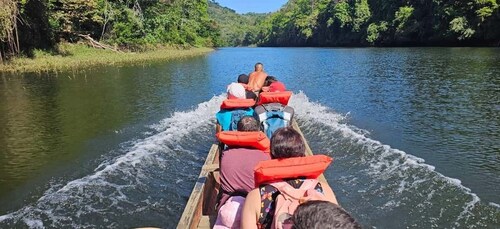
[176,120,327,229]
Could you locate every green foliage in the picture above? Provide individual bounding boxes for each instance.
[253,0,500,46]
[333,1,352,28]
[393,6,414,33]
[208,1,266,46]
[353,0,371,32]
[449,17,475,40]
[48,0,104,39]
[475,0,499,21]
[366,21,388,44]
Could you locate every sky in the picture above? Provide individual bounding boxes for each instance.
[214,0,289,14]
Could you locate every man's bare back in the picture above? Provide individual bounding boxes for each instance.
[248,63,268,92]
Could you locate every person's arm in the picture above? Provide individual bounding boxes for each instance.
[241,188,260,229]
[247,73,256,91]
[216,123,222,133]
[319,181,338,205]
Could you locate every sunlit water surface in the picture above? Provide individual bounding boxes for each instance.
[0,47,499,228]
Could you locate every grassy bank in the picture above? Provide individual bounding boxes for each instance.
[0,43,214,74]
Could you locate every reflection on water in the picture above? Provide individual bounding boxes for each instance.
[0,48,499,228]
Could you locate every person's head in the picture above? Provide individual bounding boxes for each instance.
[238,74,249,84]
[245,91,258,101]
[254,62,264,72]
[270,127,305,159]
[227,82,246,99]
[237,116,259,132]
[292,200,362,229]
[264,76,278,87]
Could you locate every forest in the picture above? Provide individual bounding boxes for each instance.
[0,0,221,62]
[1,0,499,62]
[254,0,500,46]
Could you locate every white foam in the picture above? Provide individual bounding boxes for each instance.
[489,202,500,209]
[289,91,486,221]
[0,94,226,226]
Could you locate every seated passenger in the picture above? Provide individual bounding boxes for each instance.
[268,81,286,92]
[247,62,268,93]
[293,200,361,229]
[261,76,286,92]
[227,82,246,99]
[241,127,338,229]
[216,83,256,133]
[218,116,271,206]
[238,73,250,84]
[215,116,271,229]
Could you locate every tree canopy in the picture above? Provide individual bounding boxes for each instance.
[2,0,499,61]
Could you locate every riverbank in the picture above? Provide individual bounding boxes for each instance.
[0,43,213,74]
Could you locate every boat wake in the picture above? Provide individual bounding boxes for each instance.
[289,91,499,227]
[0,92,498,228]
[0,95,226,228]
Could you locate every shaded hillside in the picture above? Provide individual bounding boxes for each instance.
[258,0,500,46]
[208,1,267,46]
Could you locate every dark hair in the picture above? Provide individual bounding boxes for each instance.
[264,76,278,87]
[237,116,259,131]
[293,201,362,229]
[270,127,305,159]
[245,91,257,101]
[238,74,249,84]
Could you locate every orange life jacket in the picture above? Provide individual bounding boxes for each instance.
[220,99,256,109]
[257,91,293,106]
[216,131,270,153]
[253,155,333,187]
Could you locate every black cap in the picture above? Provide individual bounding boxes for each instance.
[237,74,249,84]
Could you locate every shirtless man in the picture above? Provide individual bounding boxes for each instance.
[247,62,268,92]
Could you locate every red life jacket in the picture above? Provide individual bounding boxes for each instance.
[253,155,333,187]
[220,99,256,109]
[257,91,292,106]
[216,131,270,153]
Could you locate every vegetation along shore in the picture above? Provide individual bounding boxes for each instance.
[0,43,213,73]
[1,0,499,73]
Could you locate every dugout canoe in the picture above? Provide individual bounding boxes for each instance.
[176,120,328,229]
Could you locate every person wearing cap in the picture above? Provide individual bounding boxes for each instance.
[247,62,268,93]
[236,74,257,101]
[227,82,246,99]
[215,83,255,133]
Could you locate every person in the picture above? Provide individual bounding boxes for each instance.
[247,62,268,93]
[261,76,287,92]
[218,116,271,205]
[215,83,255,133]
[215,116,272,228]
[233,75,257,100]
[238,74,250,84]
[227,82,246,99]
[292,200,362,229]
[241,127,338,229]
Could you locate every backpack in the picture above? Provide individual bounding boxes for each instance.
[255,103,294,139]
[270,179,327,229]
[216,107,254,131]
[229,109,250,131]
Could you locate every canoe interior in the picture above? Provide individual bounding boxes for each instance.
[177,120,326,229]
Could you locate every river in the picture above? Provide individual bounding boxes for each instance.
[0,47,499,228]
